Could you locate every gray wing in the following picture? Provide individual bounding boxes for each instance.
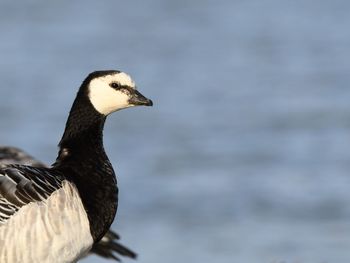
[0,146,45,167]
[0,146,137,261]
[0,165,63,223]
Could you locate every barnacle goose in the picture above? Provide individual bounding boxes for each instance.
[0,70,152,263]
[0,146,136,261]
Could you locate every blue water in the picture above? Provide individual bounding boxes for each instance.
[1,0,350,262]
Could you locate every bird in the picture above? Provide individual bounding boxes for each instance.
[0,146,137,262]
[0,70,153,263]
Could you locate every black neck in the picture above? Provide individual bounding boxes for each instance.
[54,92,118,242]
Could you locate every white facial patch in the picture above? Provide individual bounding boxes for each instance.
[88,72,136,115]
[113,72,136,88]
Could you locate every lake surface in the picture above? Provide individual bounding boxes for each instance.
[0,0,350,262]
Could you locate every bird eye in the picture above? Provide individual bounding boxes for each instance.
[110,82,121,89]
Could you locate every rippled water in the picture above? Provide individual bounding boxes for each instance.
[0,1,350,262]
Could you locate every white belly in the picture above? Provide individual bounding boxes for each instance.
[0,181,93,263]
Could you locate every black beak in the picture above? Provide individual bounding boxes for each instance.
[129,90,153,106]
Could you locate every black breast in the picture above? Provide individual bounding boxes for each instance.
[54,122,118,242]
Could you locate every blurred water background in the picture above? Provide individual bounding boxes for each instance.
[0,0,350,262]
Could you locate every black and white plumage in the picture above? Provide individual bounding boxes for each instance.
[0,165,63,223]
[0,146,137,262]
[0,70,152,263]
